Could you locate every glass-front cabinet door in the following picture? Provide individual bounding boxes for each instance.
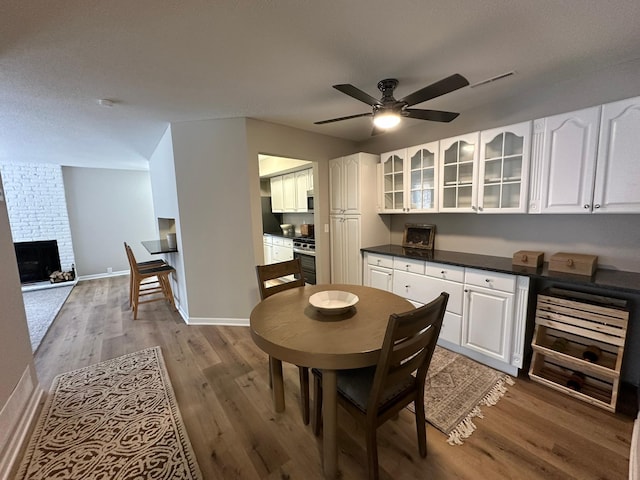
[380,150,406,213]
[439,132,480,212]
[478,121,531,213]
[406,141,439,212]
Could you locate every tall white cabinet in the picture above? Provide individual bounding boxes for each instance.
[329,153,390,285]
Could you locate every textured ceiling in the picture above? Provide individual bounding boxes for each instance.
[2,1,640,169]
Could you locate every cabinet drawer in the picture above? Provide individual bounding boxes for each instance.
[440,312,462,345]
[465,268,515,293]
[393,257,425,274]
[272,236,284,246]
[425,262,464,283]
[282,238,293,248]
[392,270,462,313]
[367,253,393,269]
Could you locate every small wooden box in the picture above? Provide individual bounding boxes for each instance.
[512,250,544,267]
[549,252,598,276]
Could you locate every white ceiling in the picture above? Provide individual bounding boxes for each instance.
[2,1,640,170]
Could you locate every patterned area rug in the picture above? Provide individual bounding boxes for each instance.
[15,347,203,480]
[411,346,514,445]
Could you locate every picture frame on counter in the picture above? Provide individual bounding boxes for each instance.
[402,223,436,250]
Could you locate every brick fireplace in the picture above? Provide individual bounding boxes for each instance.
[0,163,75,275]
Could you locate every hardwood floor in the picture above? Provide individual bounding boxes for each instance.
[33,276,634,479]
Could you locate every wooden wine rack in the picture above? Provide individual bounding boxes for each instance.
[529,288,629,412]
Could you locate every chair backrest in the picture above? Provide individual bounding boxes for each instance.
[368,292,449,413]
[124,242,136,269]
[256,258,305,300]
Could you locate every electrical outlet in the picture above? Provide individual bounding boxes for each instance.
[0,186,4,202]
[324,223,329,233]
[107,267,113,274]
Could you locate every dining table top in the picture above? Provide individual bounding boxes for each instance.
[249,283,414,370]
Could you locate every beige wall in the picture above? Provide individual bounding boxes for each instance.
[152,117,356,321]
[0,173,35,416]
[63,167,157,276]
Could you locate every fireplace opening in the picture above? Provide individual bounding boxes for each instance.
[14,240,62,284]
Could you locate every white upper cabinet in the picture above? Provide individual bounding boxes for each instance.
[593,96,640,213]
[477,122,531,213]
[294,169,309,212]
[530,106,601,213]
[407,142,439,213]
[380,144,439,213]
[269,168,311,213]
[330,154,362,214]
[380,149,407,213]
[270,175,284,213]
[439,132,480,213]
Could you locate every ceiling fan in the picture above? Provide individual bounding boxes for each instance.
[314,73,469,134]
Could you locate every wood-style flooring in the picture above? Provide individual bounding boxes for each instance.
[33,276,634,479]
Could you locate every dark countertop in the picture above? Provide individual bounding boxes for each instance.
[141,239,178,254]
[362,244,640,295]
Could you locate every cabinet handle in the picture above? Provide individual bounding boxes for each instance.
[464,289,469,293]
[440,270,445,274]
[583,204,590,209]
[485,279,491,283]
[594,204,601,209]
[377,259,381,265]
[471,206,477,211]
[478,206,483,212]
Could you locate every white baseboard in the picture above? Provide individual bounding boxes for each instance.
[77,270,129,281]
[187,317,249,327]
[0,366,44,479]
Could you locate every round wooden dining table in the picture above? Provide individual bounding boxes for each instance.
[250,283,413,479]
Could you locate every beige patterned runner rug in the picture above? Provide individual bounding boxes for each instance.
[15,347,203,480]
[410,346,514,446]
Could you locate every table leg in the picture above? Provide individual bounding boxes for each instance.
[322,369,338,478]
[269,356,285,412]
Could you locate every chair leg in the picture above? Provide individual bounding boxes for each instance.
[312,373,322,436]
[299,366,310,425]
[365,423,379,480]
[132,277,140,320]
[415,397,427,458]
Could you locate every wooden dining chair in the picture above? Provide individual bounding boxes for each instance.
[123,242,167,307]
[311,292,449,480]
[255,258,310,424]
[124,243,176,320]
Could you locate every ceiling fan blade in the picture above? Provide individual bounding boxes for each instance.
[314,112,372,125]
[405,108,460,123]
[333,84,382,106]
[399,74,469,107]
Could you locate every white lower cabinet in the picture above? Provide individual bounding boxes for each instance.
[366,252,529,375]
[462,284,514,364]
[271,237,293,263]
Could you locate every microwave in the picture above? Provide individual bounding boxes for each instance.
[307,194,314,212]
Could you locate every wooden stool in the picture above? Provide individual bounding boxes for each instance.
[125,243,175,319]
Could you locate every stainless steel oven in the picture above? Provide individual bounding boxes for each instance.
[293,237,316,284]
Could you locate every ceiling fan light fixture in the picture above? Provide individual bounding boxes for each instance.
[373,111,401,129]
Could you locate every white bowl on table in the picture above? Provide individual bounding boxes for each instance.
[309,290,359,315]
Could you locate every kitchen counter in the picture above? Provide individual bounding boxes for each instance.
[141,239,178,254]
[362,244,640,295]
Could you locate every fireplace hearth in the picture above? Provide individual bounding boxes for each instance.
[14,240,62,284]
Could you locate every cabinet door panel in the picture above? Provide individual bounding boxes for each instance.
[329,216,344,283]
[343,216,362,284]
[294,170,309,212]
[282,173,296,212]
[462,287,513,363]
[594,97,640,213]
[329,159,343,214]
[440,312,462,345]
[368,266,393,292]
[343,155,361,214]
[270,176,284,212]
[539,107,600,213]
